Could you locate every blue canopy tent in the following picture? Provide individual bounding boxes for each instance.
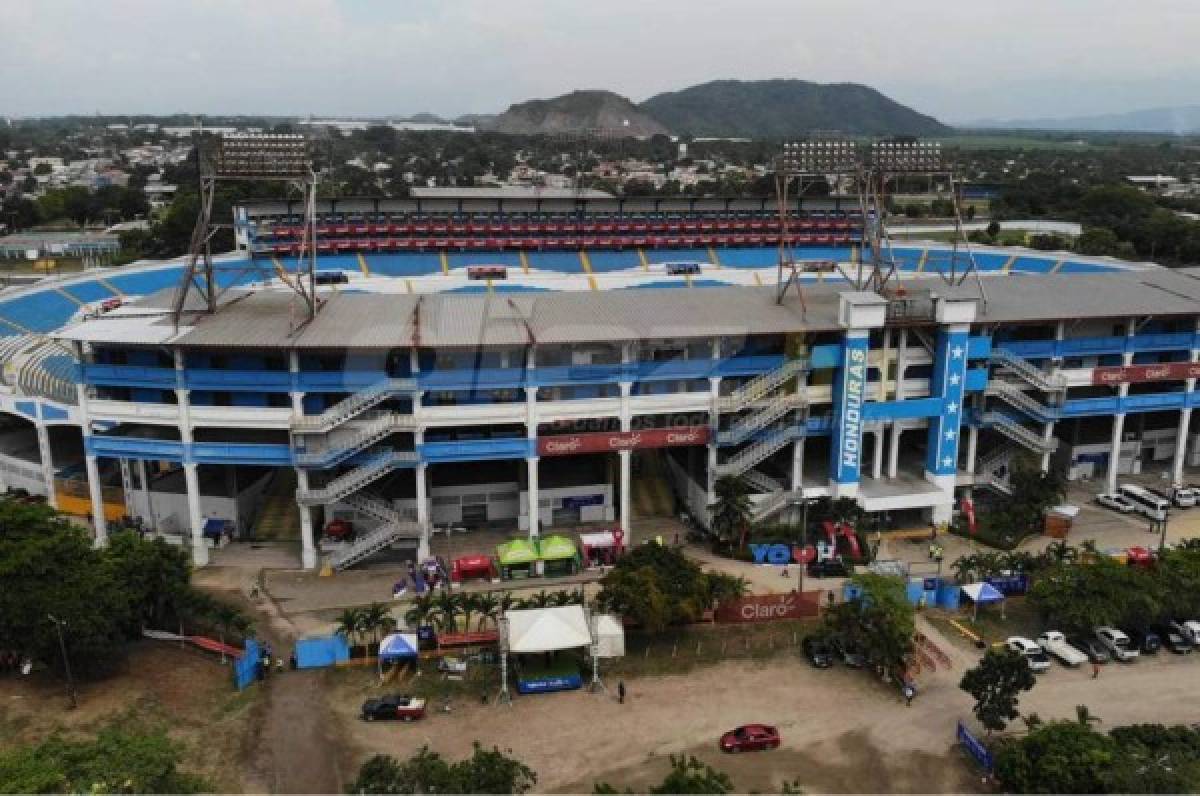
[377,632,420,680]
[961,582,1006,621]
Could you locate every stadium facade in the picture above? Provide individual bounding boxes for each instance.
[2,192,1198,570]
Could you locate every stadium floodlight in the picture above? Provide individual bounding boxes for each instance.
[778,139,859,175]
[201,133,312,181]
[868,140,944,173]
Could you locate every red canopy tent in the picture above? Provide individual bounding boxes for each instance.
[451,554,498,583]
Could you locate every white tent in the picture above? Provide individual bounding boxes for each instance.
[590,614,626,658]
[505,605,593,653]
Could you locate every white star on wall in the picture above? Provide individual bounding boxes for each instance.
[948,372,961,387]
[942,456,954,468]
[945,430,956,441]
[946,401,958,414]
[951,346,964,360]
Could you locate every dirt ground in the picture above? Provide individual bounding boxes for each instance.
[0,642,255,792]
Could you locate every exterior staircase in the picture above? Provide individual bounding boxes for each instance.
[752,489,804,521]
[985,378,1057,422]
[974,443,1017,495]
[982,412,1058,455]
[294,411,417,467]
[990,348,1068,392]
[296,450,419,505]
[329,518,422,571]
[291,378,417,433]
[715,358,809,478]
[717,358,809,411]
[717,393,808,446]
[716,426,803,478]
[254,470,299,540]
[742,468,784,493]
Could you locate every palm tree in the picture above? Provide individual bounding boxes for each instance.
[1043,540,1078,566]
[361,602,390,647]
[458,593,479,634]
[709,475,752,552]
[497,591,517,616]
[550,590,574,607]
[527,589,553,609]
[404,593,436,629]
[335,607,364,648]
[433,591,460,632]
[474,593,500,630]
[952,554,979,584]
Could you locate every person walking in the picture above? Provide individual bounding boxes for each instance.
[903,685,914,706]
[1092,661,1100,679]
[617,680,626,705]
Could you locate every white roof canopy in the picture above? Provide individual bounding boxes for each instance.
[504,605,593,654]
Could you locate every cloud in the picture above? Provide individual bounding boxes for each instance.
[1,0,1196,121]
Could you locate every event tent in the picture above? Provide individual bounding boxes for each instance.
[505,605,593,653]
[537,535,580,575]
[378,632,420,660]
[961,581,1006,621]
[496,538,539,578]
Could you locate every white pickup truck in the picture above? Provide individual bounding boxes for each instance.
[1037,631,1088,667]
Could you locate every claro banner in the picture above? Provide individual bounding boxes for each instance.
[715,592,820,623]
[537,426,710,456]
[1092,362,1200,386]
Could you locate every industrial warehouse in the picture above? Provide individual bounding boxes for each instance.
[2,135,1198,575]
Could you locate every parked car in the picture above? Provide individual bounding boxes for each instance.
[801,635,834,668]
[1095,492,1136,513]
[1153,623,1194,654]
[360,694,426,721]
[1068,634,1111,664]
[1167,620,1200,646]
[829,637,868,668]
[1169,485,1197,508]
[806,559,848,578]
[1006,636,1051,673]
[1125,628,1161,655]
[1095,626,1139,661]
[1037,631,1087,667]
[719,724,781,753]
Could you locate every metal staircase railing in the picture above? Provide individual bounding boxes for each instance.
[752,489,803,521]
[296,450,418,505]
[982,412,1058,455]
[974,443,1017,495]
[294,411,417,467]
[329,519,422,571]
[341,491,406,526]
[292,378,417,433]
[716,426,802,478]
[909,327,936,356]
[717,358,809,411]
[717,393,807,446]
[990,349,1067,393]
[985,380,1057,422]
[742,468,784,494]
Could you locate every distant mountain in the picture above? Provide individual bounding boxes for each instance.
[482,90,670,137]
[454,113,498,129]
[638,79,950,138]
[970,105,1200,134]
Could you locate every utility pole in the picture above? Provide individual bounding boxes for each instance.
[47,615,77,709]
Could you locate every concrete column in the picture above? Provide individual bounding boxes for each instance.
[887,425,901,479]
[619,449,631,539]
[84,455,107,546]
[1105,319,1138,493]
[525,346,539,540]
[184,462,208,567]
[35,421,57,509]
[966,424,979,475]
[707,375,720,502]
[415,429,430,561]
[296,468,316,569]
[1040,320,1065,473]
[527,456,540,540]
[288,350,304,414]
[872,427,885,480]
[791,370,807,492]
[1173,407,1193,486]
[887,330,907,480]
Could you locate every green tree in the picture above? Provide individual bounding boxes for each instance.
[1076,226,1122,256]
[993,720,1115,794]
[0,720,208,793]
[335,607,364,648]
[823,574,914,672]
[649,754,734,794]
[101,530,190,635]
[959,647,1037,734]
[709,475,752,552]
[1028,556,1161,635]
[346,743,536,794]
[595,543,729,632]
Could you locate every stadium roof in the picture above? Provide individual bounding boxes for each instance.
[56,266,1200,350]
[408,186,614,200]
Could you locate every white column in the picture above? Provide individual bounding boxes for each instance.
[35,420,57,509]
[183,461,208,567]
[73,342,103,538]
[288,350,304,414]
[966,424,979,476]
[1172,322,1199,485]
[174,350,208,566]
[1105,320,1138,494]
[84,455,107,546]
[410,348,430,561]
[791,370,807,491]
[526,346,540,541]
[888,330,908,479]
[872,427,884,480]
[1040,320,1065,473]
[618,380,632,542]
[294,470,316,569]
[527,457,540,541]
[707,375,720,502]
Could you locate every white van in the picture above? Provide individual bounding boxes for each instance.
[1118,484,1169,521]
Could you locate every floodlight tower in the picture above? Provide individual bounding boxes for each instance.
[173,133,319,327]
[774,138,860,308]
[859,140,987,306]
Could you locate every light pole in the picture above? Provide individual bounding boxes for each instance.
[47,614,77,709]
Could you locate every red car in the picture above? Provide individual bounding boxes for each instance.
[324,518,353,539]
[719,724,780,753]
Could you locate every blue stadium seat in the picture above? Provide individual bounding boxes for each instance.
[107,267,186,296]
[585,250,641,272]
[446,252,523,269]
[61,280,118,303]
[525,252,584,273]
[366,254,444,277]
[0,291,80,332]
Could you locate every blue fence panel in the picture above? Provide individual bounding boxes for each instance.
[190,442,294,466]
[937,583,961,610]
[419,438,534,463]
[186,369,292,391]
[864,397,943,421]
[294,635,351,669]
[233,638,261,690]
[80,364,177,388]
[87,436,186,461]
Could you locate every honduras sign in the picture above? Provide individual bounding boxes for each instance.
[832,332,869,484]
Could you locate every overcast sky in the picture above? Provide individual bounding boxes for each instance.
[3,0,1197,123]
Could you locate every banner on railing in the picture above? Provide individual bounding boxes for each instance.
[538,426,709,456]
[1092,362,1200,385]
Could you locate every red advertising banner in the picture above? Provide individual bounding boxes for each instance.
[537,426,710,457]
[1092,362,1200,386]
[715,592,820,624]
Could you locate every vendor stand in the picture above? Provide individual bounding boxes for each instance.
[579,529,625,567]
[496,539,539,579]
[451,554,498,584]
[537,534,581,577]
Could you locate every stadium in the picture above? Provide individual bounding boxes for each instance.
[3,178,1199,573]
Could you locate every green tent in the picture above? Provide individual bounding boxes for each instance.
[537,535,578,561]
[496,538,539,566]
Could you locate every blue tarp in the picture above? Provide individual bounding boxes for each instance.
[233,639,261,690]
[295,634,351,669]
